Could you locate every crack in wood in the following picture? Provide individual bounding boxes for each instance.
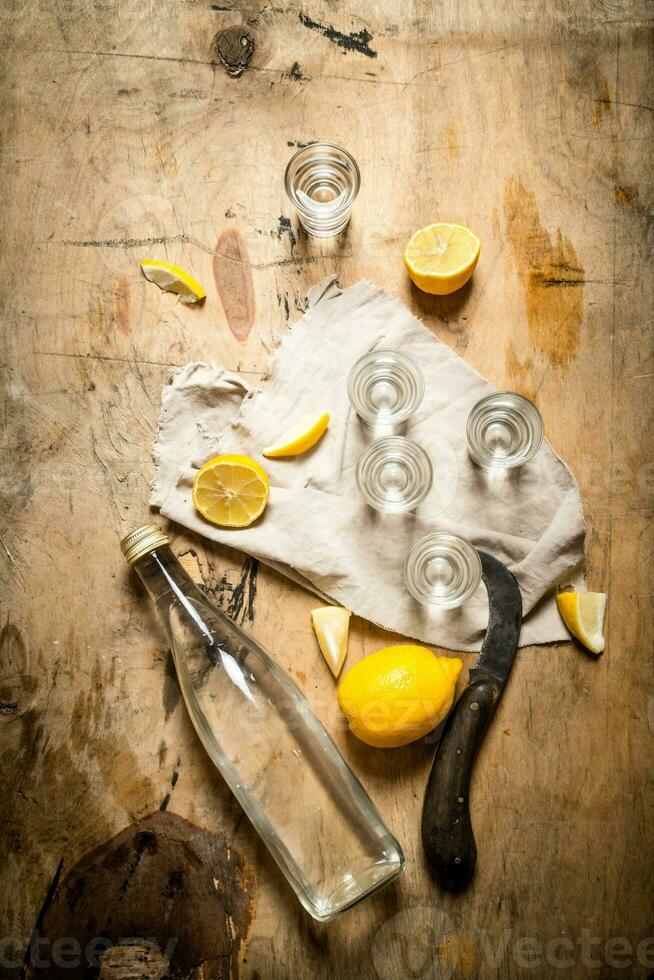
[36,47,413,87]
[31,350,264,375]
[21,858,64,978]
[52,235,343,270]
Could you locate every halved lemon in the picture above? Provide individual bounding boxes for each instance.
[262,412,330,458]
[404,223,480,295]
[140,259,206,304]
[556,592,606,654]
[192,454,269,528]
[311,606,351,678]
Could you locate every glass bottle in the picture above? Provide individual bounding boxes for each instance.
[121,525,405,921]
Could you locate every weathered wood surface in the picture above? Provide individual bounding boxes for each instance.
[1,1,652,977]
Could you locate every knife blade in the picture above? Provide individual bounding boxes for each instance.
[421,550,522,889]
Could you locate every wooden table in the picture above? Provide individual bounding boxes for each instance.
[1,2,652,978]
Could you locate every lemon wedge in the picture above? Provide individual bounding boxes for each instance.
[311,606,351,677]
[262,412,330,458]
[404,222,480,295]
[556,592,606,654]
[192,454,269,528]
[140,259,206,305]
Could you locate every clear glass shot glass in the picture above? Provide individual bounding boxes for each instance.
[285,142,360,238]
[348,350,425,427]
[466,391,544,469]
[356,437,432,514]
[405,531,482,609]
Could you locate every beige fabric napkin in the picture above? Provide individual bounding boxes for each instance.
[151,277,585,652]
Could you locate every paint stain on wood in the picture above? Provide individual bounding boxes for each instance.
[226,556,259,624]
[178,548,204,584]
[298,12,377,58]
[275,214,296,249]
[438,931,476,974]
[278,290,291,320]
[31,811,255,980]
[447,123,460,158]
[213,229,256,341]
[504,339,538,404]
[615,184,640,207]
[285,61,310,81]
[592,78,611,130]
[159,762,180,811]
[173,548,259,631]
[503,177,583,369]
[113,275,131,339]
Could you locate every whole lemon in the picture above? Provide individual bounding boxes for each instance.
[337,645,463,748]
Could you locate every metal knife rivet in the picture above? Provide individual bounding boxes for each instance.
[457,795,464,803]
[454,857,462,864]
[456,748,462,755]
[470,702,479,711]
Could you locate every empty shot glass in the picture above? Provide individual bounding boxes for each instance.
[405,531,482,609]
[285,142,360,238]
[466,391,544,469]
[348,350,425,428]
[356,437,432,514]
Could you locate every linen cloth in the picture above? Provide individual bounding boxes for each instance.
[151,277,585,652]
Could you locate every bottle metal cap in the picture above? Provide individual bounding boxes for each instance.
[120,524,170,565]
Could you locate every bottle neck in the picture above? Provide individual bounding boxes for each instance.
[132,545,201,605]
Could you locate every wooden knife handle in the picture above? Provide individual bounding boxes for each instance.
[421,674,500,889]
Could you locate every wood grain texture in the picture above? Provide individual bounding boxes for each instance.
[0,2,652,978]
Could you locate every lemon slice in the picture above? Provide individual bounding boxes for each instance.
[556,592,606,654]
[404,222,480,295]
[140,259,206,305]
[262,412,330,458]
[192,454,269,528]
[311,606,351,677]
